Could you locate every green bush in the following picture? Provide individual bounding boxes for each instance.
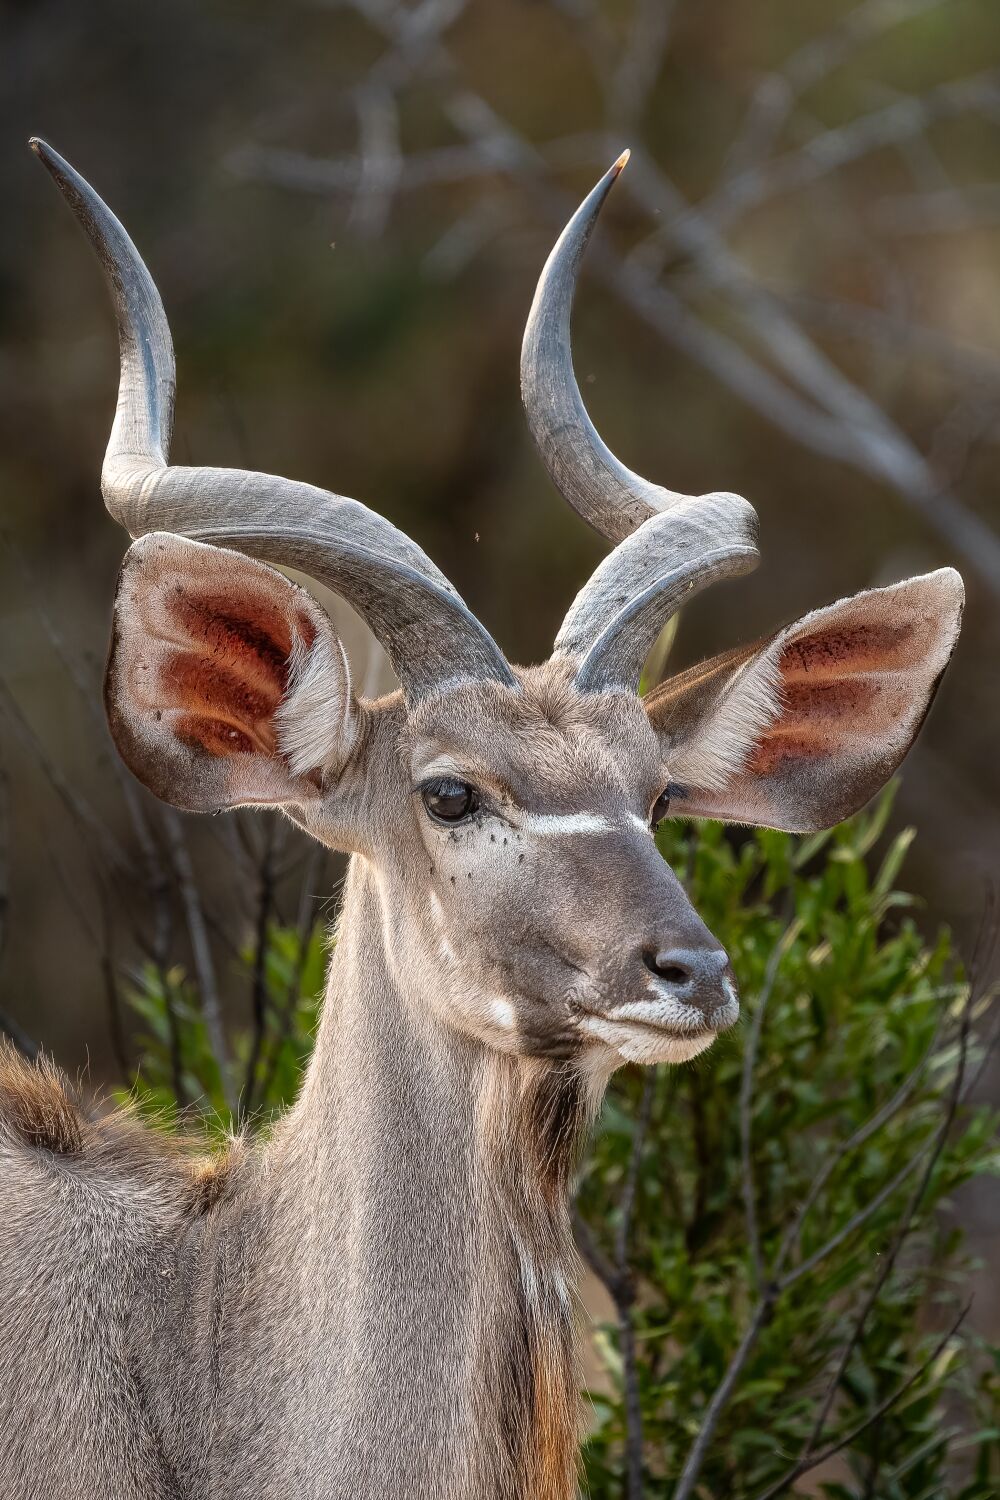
[122,790,1000,1498]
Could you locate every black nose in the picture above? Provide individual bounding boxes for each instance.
[642,945,735,1013]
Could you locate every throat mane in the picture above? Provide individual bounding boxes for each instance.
[473,1057,595,1500]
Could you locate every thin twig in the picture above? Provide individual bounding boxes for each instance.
[779,1127,938,1291]
[97,886,131,1080]
[162,809,235,1112]
[772,1014,943,1276]
[606,0,676,129]
[673,1294,779,1500]
[750,1301,972,1500]
[617,1074,655,1500]
[349,82,403,239]
[719,0,951,186]
[0,764,8,974]
[616,1074,655,1269]
[254,844,329,1109]
[672,921,793,1500]
[771,290,1000,390]
[801,934,983,1456]
[740,921,796,1290]
[572,1069,657,1500]
[0,1010,38,1059]
[0,678,132,874]
[572,1204,619,1293]
[706,70,1000,231]
[240,820,280,1123]
[618,1308,644,1500]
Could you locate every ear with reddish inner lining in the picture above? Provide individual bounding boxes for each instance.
[644,569,964,832]
[105,533,357,813]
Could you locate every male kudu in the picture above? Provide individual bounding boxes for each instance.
[0,142,963,1499]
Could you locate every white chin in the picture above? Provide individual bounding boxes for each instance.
[578,1015,717,1067]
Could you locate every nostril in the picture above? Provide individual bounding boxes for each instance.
[643,948,693,986]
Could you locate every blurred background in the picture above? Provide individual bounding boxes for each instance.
[1,0,999,1307]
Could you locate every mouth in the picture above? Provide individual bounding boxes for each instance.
[571,980,739,1066]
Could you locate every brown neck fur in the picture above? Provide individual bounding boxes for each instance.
[473,1057,593,1498]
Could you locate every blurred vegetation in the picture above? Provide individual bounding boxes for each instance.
[120,791,1000,1497]
[123,921,328,1128]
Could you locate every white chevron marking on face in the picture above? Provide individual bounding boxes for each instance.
[518,812,613,837]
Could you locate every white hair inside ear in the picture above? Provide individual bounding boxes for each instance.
[646,568,964,833]
[276,630,358,779]
[666,648,785,794]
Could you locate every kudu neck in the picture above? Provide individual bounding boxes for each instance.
[266,853,591,1500]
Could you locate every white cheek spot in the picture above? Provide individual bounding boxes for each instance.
[519,812,612,838]
[489,996,517,1031]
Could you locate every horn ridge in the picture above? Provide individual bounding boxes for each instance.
[31,137,175,474]
[573,543,759,695]
[520,150,684,546]
[524,156,761,689]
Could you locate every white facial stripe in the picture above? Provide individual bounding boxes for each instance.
[629,812,653,836]
[429,891,445,927]
[518,812,613,838]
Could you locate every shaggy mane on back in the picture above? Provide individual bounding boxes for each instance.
[0,1040,244,1213]
[0,1043,83,1155]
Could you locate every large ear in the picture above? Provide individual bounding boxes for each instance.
[105,533,358,813]
[644,570,963,832]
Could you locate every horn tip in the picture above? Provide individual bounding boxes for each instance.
[613,148,631,174]
[28,137,64,178]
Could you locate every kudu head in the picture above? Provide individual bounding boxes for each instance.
[33,142,963,1072]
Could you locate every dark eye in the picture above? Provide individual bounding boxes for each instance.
[421,777,480,824]
[650,787,672,826]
